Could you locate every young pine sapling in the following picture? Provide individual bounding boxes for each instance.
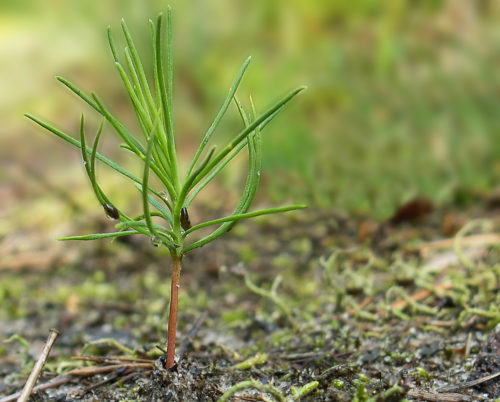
[26,8,305,369]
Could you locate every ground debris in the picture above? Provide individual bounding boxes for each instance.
[1,206,499,400]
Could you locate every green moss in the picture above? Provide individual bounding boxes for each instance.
[271,253,294,269]
[232,224,249,238]
[333,379,345,390]
[222,309,248,324]
[353,379,369,401]
[238,244,257,264]
[358,373,369,383]
[290,381,319,399]
[415,367,429,380]
[231,353,268,370]
[290,238,312,257]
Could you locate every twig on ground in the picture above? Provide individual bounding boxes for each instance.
[0,356,153,402]
[436,370,500,393]
[465,332,472,357]
[65,362,152,376]
[418,233,500,256]
[280,350,353,363]
[0,375,71,402]
[73,355,153,364]
[407,390,478,401]
[114,370,151,385]
[390,284,452,311]
[347,284,453,316]
[17,328,59,402]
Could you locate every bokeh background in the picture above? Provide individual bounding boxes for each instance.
[1,0,499,241]
[2,3,500,397]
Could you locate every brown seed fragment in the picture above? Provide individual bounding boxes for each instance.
[180,207,191,230]
[388,197,433,225]
[103,203,119,219]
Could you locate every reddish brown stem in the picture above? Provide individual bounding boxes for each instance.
[165,255,181,369]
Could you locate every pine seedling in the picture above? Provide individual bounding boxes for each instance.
[26,8,305,369]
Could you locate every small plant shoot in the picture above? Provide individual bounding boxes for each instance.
[26,7,305,369]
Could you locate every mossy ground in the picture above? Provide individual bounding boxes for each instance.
[1,201,499,401]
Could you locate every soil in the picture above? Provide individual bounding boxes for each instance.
[1,201,500,401]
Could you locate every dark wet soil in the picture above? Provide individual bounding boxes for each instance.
[1,203,499,401]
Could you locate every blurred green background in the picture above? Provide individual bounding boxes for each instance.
[1,0,499,222]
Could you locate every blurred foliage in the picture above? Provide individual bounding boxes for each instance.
[2,0,500,219]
